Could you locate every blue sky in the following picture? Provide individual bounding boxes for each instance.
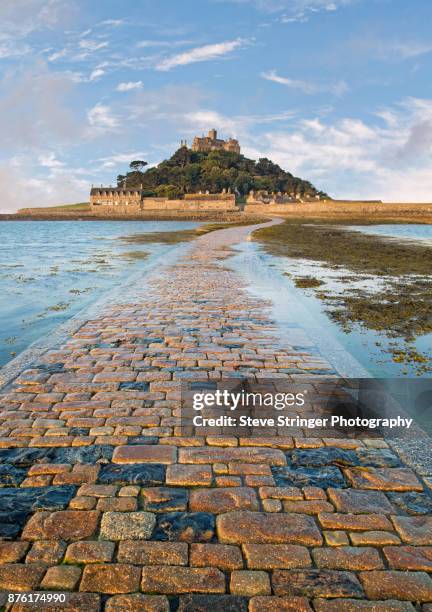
[1,0,432,210]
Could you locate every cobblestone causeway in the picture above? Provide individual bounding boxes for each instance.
[0,221,431,611]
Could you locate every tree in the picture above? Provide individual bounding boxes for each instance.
[155,184,182,199]
[129,160,148,172]
[115,149,326,199]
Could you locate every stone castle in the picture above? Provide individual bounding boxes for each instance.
[90,129,241,213]
[191,129,240,154]
[88,129,326,214]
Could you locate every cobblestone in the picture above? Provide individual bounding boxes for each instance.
[360,570,432,601]
[80,563,141,594]
[141,566,225,593]
[0,220,430,607]
[100,511,156,540]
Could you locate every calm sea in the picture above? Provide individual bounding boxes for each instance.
[349,223,432,243]
[0,220,199,367]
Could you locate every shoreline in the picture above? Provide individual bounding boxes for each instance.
[0,213,256,222]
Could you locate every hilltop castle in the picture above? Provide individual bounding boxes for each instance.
[190,129,240,154]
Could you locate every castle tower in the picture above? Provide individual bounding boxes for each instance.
[208,129,217,141]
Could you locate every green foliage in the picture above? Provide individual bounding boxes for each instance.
[129,160,148,171]
[116,148,325,198]
[154,184,182,199]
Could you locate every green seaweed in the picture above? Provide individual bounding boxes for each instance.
[294,276,324,288]
[120,218,267,245]
[253,218,432,373]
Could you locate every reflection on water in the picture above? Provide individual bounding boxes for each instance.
[0,220,199,367]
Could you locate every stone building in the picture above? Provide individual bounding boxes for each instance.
[191,129,240,154]
[246,190,322,205]
[90,186,143,208]
[89,185,238,213]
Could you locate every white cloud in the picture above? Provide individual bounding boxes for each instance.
[89,68,105,81]
[374,40,432,60]
[245,97,432,201]
[47,48,68,62]
[156,38,247,71]
[0,62,82,148]
[0,156,89,213]
[0,41,31,59]
[262,70,348,96]
[137,39,191,48]
[116,81,143,92]
[78,39,109,52]
[96,152,147,169]
[38,152,65,168]
[0,0,76,42]
[87,103,119,134]
[218,0,355,13]
[262,70,317,94]
[99,19,125,27]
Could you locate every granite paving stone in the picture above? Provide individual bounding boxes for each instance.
[105,594,170,612]
[272,466,347,488]
[141,486,188,512]
[387,490,432,515]
[272,569,364,598]
[153,511,215,542]
[0,220,430,607]
[177,594,248,611]
[140,566,225,593]
[100,511,156,540]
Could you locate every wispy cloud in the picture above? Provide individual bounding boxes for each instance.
[116,81,143,92]
[99,19,125,27]
[371,40,432,60]
[137,39,191,49]
[89,68,105,81]
[38,152,65,168]
[0,41,31,59]
[96,152,147,169]
[87,103,119,134]
[0,0,77,42]
[78,39,109,52]
[47,48,68,62]
[217,0,355,14]
[262,69,348,96]
[262,70,317,93]
[156,38,247,71]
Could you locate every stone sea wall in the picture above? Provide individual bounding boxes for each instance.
[244,200,432,216]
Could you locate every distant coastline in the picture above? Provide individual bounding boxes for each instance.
[4,199,432,224]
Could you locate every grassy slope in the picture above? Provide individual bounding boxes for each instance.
[34,202,90,210]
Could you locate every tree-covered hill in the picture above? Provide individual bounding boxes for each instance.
[116,147,327,199]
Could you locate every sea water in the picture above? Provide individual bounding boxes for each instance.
[0,220,199,367]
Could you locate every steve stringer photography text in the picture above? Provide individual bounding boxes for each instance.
[191,390,414,430]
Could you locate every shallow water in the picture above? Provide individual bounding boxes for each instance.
[0,220,199,367]
[231,237,432,379]
[349,223,432,243]
[1,220,431,380]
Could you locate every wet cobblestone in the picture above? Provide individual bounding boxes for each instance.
[0,220,430,606]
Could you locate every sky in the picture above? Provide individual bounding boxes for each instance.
[1,0,432,211]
